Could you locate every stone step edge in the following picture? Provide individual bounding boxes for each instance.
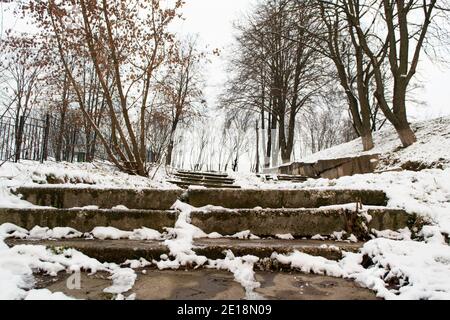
[0,207,413,237]
[176,170,230,178]
[167,180,241,189]
[5,238,362,265]
[13,187,388,210]
[173,173,236,182]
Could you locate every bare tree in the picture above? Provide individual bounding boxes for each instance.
[315,1,389,151]
[223,0,327,165]
[0,34,47,161]
[340,0,448,147]
[157,38,206,166]
[27,0,183,175]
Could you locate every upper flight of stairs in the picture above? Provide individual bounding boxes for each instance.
[167,170,241,189]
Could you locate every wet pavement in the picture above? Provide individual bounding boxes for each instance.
[35,269,377,300]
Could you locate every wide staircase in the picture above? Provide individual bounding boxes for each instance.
[167,170,240,189]
[3,186,413,265]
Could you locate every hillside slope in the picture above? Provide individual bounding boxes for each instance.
[298,116,450,170]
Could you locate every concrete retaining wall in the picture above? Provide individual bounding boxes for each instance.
[190,208,410,238]
[14,187,184,210]
[0,208,177,232]
[267,154,380,179]
[0,206,411,237]
[186,189,387,209]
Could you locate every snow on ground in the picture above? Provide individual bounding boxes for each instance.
[272,251,345,278]
[153,201,210,270]
[275,233,295,240]
[350,238,450,299]
[300,169,450,234]
[29,226,83,240]
[295,116,450,169]
[150,201,264,299]
[233,117,450,187]
[104,268,137,295]
[229,117,450,299]
[232,117,450,236]
[0,159,177,189]
[1,200,450,299]
[274,237,450,300]
[0,117,450,300]
[228,230,260,240]
[122,258,152,269]
[0,224,140,300]
[0,225,164,242]
[208,250,263,300]
[0,160,178,208]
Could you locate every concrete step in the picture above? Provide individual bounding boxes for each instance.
[0,207,412,237]
[173,173,235,184]
[170,170,239,189]
[276,176,309,183]
[14,187,387,210]
[176,170,230,178]
[0,208,177,232]
[167,180,241,189]
[190,207,411,238]
[186,188,388,208]
[14,187,183,210]
[259,174,309,183]
[5,238,363,263]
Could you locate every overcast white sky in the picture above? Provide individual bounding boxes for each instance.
[174,0,256,113]
[177,0,450,120]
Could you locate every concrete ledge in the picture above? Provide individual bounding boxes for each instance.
[5,238,363,263]
[190,208,410,238]
[267,154,380,179]
[368,208,414,231]
[186,189,388,209]
[0,208,178,232]
[14,187,184,210]
[193,238,361,261]
[0,206,410,237]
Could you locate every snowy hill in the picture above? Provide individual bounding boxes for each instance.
[0,160,177,208]
[298,116,450,170]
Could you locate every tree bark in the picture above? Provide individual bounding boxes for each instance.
[255,121,260,173]
[271,113,278,168]
[266,111,272,168]
[361,131,374,151]
[166,140,174,166]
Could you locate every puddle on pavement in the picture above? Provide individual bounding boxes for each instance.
[34,269,377,300]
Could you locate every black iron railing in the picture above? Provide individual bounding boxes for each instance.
[0,114,50,163]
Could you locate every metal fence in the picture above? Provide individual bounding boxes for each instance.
[0,114,50,163]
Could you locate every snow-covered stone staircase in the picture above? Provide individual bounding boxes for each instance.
[1,186,414,265]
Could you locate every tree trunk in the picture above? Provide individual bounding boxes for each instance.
[166,120,179,166]
[361,132,374,151]
[166,140,174,166]
[271,114,278,168]
[232,153,239,172]
[395,123,416,147]
[55,111,66,162]
[392,90,417,147]
[255,121,260,173]
[261,109,268,169]
[266,112,272,168]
